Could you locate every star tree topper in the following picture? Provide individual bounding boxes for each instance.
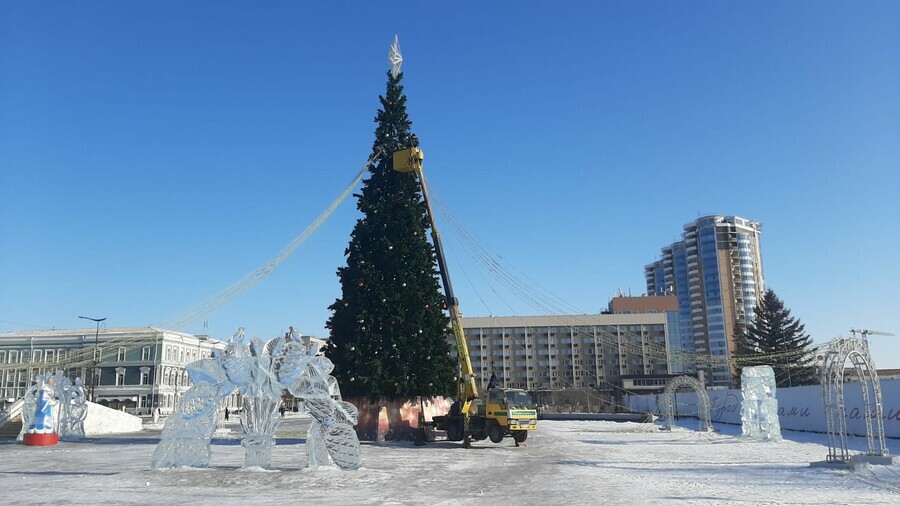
[388,35,403,78]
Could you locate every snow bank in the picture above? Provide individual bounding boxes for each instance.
[84,402,143,435]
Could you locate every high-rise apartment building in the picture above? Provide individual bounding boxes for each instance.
[644,216,765,387]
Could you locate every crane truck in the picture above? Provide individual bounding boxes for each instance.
[392,147,538,447]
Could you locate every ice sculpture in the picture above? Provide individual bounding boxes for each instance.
[741,366,782,441]
[18,383,38,442]
[18,371,87,443]
[152,327,361,471]
[286,355,360,470]
[58,376,88,440]
[31,374,58,433]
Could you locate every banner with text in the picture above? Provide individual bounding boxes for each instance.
[626,379,900,438]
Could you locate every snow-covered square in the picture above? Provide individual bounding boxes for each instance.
[1,414,898,505]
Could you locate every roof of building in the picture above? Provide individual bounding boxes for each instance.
[0,326,203,339]
[461,312,667,327]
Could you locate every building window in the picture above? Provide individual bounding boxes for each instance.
[33,350,42,363]
[142,346,151,361]
[118,347,127,361]
[115,368,126,386]
[140,367,150,386]
[45,350,55,362]
[0,351,6,364]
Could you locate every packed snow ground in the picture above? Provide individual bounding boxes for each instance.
[1,414,899,505]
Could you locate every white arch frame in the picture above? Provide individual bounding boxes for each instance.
[820,337,888,463]
[660,375,712,432]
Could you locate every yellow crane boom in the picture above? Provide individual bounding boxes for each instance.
[393,147,478,446]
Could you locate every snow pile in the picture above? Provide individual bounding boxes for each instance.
[83,402,143,435]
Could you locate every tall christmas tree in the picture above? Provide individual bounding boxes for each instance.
[737,289,818,388]
[326,40,457,416]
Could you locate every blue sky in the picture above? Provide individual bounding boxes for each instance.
[2,2,899,367]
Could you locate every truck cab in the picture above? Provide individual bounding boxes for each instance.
[435,387,537,445]
[479,388,537,444]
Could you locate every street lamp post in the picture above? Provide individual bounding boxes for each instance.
[79,316,106,402]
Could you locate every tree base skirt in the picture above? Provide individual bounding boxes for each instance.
[348,396,453,441]
[23,433,59,446]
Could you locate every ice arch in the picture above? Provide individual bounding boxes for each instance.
[660,375,711,432]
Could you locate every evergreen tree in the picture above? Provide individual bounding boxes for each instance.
[325,70,457,401]
[738,289,818,387]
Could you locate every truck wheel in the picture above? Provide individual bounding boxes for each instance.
[488,422,504,444]
[512,430,528,443]
[447,422,463,442]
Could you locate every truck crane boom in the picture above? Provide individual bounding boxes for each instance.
[393,147,478,446]
[393,147,537,448]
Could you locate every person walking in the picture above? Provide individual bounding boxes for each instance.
[225,407,230,421]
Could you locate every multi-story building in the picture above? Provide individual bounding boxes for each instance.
[606,294,687,375]
[460,313,671,397]
[0,327,233,414]
[644,215,765,387]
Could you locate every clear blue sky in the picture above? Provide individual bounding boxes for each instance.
[2,2,899,367]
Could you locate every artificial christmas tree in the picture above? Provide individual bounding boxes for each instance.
[326,39,457,440]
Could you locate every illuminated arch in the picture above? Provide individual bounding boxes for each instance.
[660,375,712,432]
[819,337,888,463]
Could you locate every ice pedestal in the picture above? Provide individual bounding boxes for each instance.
[239,397,281,469]
[741,366,782,442]
[153,438,213,468]
[23,433,59,446]
[242,435,275,468]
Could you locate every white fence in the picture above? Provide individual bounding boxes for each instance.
[626,379,900,438]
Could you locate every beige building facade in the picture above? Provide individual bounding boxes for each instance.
[460,313,671,393]
[0,327,232,414]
